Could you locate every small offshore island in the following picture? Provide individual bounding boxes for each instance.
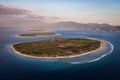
[12,38,101,58]
[18,32,56,38]
[28,29,47,32]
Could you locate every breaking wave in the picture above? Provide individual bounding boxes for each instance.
[39,39,114,64]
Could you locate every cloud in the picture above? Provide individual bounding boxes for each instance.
[49,17,61,19]
[0,5,62,27]
[0,5,31,15]
[25,14,46,20]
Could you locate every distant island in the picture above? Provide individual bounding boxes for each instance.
[37,21,120,32]
[28,29,47,32]
[18,32,56,38]
[12,38,101,58]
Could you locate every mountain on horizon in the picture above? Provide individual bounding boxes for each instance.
[39,21,120,32]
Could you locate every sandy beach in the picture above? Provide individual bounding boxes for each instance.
[10,40,104,59]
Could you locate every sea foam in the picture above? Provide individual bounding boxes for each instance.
[69,39,114,64]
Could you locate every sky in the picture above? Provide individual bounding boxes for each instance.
[0,0,120,26]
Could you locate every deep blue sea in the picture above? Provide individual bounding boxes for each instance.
[0,27,120,80]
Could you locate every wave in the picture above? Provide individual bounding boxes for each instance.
[36,39,114,64]
[69,39,114,64]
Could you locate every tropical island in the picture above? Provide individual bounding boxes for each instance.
[18,32,56,38]
[12,38,101,58]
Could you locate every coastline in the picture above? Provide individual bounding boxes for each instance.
[10,41,104,59]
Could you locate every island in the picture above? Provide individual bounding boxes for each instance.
[18,32,56,38]
[28,29,47,32]
[12,38,101,58]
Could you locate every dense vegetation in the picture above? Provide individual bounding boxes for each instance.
[19,32,56,37]
[13,38,101,57]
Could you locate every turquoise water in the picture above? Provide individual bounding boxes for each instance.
[0,27,120,80]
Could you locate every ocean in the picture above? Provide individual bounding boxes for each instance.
[0,27,120,80]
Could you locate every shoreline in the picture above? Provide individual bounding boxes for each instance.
[10,40,104,59]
